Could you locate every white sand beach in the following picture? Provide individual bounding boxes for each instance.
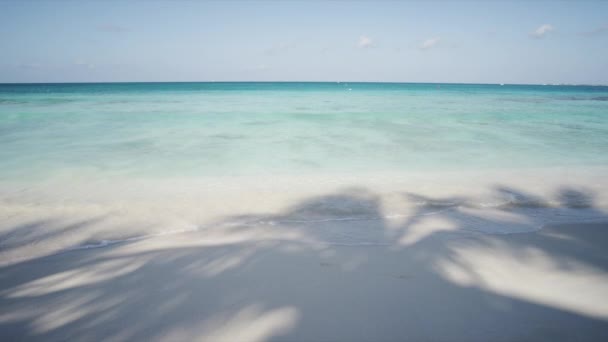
[1,168,608,341]
[1,221,607,341]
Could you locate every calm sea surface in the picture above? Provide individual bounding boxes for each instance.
[1,82,607,180]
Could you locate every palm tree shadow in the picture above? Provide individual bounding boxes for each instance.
[0,185,607,341]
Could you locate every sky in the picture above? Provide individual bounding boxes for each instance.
[0,1,607,84]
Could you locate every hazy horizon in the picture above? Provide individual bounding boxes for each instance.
[2,81,608,86]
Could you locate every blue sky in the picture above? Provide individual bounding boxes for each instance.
[1,1,607,84]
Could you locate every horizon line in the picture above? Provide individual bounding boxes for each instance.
[1,81,607,87]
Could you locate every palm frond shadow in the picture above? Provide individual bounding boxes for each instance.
[1,185,607,341]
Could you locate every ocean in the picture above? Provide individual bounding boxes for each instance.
[1,82,608,261]
[1,82,608,179]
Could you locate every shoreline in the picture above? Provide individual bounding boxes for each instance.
[2,166,608,267]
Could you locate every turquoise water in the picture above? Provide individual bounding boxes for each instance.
[1,82,608,180]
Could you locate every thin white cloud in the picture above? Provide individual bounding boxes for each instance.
[74,60,95,69]
[357,35,373,49]
[247,64,269,72]
[18,63,41,69]
[579,24,608,37]
[264,43,293,56]
[530,24,554,38]
[97,24,129,33]
[419,37,440,50]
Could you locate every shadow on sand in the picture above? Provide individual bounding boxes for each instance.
[1,185,607,341]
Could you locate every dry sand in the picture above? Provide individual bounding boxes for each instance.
[1,221,608,341]
[2,170,608,341]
